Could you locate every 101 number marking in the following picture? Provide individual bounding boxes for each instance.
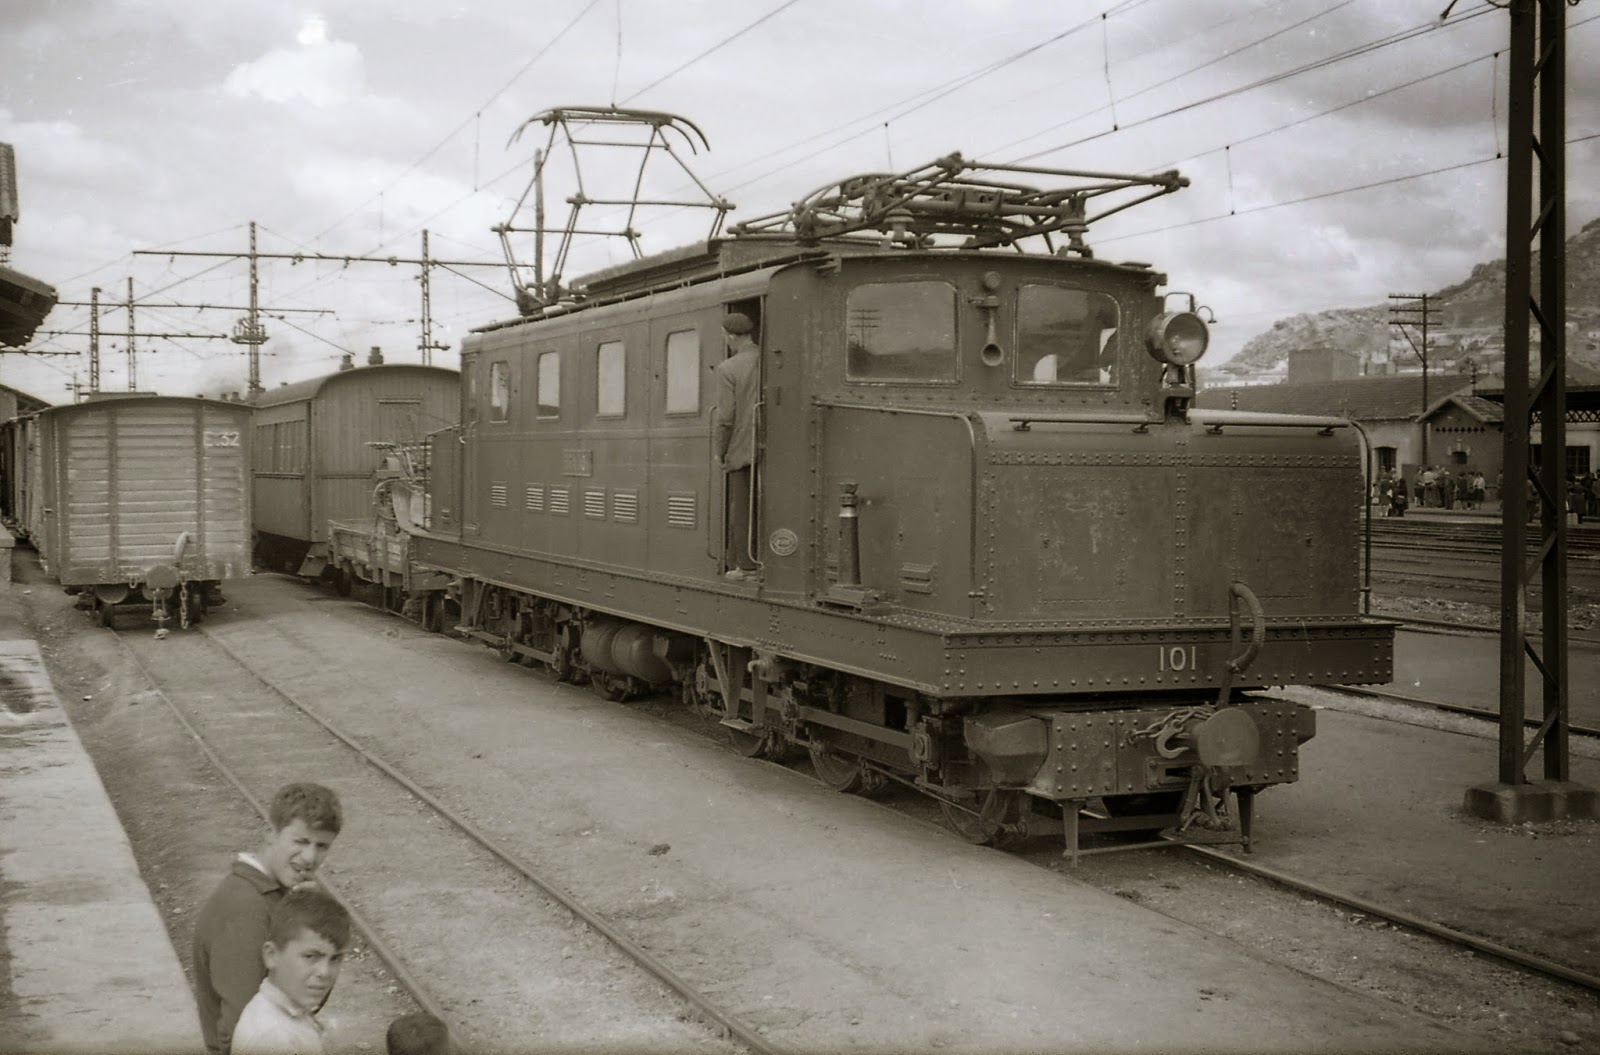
[1158,645,1197,672]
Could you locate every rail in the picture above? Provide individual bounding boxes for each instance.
[115,624,787,1055]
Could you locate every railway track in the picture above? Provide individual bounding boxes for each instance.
[129,572,1599,1048]
[110,621,765,1055]
[1173,845,1600,996]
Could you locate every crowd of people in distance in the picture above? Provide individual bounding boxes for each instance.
[1376,465,1600,522]
[1377,465,1489,517]
[192,782,453,1055]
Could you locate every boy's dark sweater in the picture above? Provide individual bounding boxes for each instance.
[192,858,284,1055]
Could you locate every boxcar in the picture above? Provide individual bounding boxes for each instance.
[0,411,39,536]
[31,394,252,627]
[251,363,458,575]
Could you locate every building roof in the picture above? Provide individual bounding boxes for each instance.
[1421,392,1504,424]
[1193,374,1473,421]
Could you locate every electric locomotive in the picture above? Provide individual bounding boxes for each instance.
[405,145,1393,854]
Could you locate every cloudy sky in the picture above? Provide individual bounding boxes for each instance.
[3,0,1596,402]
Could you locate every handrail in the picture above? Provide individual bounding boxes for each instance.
[1007,411,1161,431]
[1188,409,1349,433]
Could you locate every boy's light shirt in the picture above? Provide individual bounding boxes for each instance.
[231,978,326,1055]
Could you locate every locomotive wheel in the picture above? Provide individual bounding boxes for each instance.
[940,789,1030,849]
[549,631,581,684]
[727,726,783,759]
[809,743,876,794]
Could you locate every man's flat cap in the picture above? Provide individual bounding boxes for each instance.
[722,313,754,335]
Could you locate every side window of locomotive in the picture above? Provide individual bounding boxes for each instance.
[536,351,560,419]
[664,329,699,415]
[845,281,958,383]
[1016,286,1120,386]
[596,340,626,418]
[488,360,511,422]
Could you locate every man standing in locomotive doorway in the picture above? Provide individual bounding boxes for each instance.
[713,312,761,580]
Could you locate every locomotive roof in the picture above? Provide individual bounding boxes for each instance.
[473,238,1162,334]
[253,363,460,409]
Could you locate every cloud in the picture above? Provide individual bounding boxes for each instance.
[0,111,135,178]
[223,16,365,107]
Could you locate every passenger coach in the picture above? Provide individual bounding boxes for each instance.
[251,359,458,576]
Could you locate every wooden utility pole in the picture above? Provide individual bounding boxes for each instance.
[1387,292,1442,465]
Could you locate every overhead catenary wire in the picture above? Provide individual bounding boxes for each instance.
[308,0,608,244]
[1002,2,1497,164]
[1096,129,1600,249]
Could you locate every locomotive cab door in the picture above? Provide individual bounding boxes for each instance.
[712,298,765,577]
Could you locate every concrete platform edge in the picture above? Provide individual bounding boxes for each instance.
[0,638,202,1054]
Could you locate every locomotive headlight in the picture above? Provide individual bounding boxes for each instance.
[1145,311,1210,366]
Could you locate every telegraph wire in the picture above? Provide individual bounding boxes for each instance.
[984,0,1361,158]
[1003,3,1495,164]
[1095,129,1600,248]
[308,0,607,243]
[1127,9,1597,196]
[618,0,804,103]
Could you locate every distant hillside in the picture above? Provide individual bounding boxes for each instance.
[1220,216,1600,377]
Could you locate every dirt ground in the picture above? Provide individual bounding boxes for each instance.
[15,552,1597,1054]
[12,559,418,1053]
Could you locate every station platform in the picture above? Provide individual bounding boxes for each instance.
[0,577,200,1053]
[1266,684,1600,984]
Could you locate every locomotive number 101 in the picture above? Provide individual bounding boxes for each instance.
[1158,645,1198,672]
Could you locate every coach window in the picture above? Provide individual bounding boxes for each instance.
[596,340,626,417]
[536,351,560,419]
[254,424,273,471]
[664,329,699,414]
[845,281,957,383]
[1016,286,1119,386]
[489,360,511,422]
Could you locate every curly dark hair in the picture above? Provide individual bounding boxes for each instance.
[269,782,343,835]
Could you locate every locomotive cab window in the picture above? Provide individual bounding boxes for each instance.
[536,351,560,419]
[1015,286,1120,386]
[845,281,957,383]
[488,360,511,421]
[596,340,626,417]
[664,329,699,415]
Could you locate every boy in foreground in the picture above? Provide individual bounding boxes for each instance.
[231,888,350,1054]
[193,782,344,1055]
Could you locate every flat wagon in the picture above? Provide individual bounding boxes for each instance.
[31,394,252,628]
[251,361,458,576]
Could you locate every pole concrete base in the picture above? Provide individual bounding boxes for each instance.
[1463,780,1599,824]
